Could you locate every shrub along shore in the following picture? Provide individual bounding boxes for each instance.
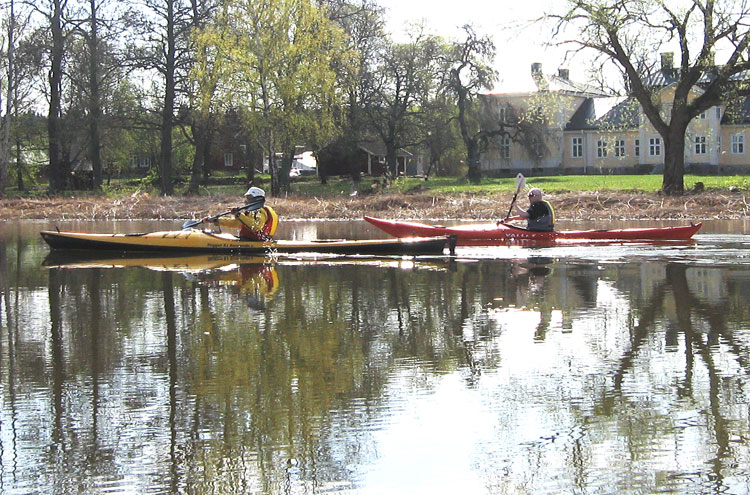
[0,175,747,222]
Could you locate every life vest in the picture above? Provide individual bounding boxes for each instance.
[217,205,279,240]
[527,200,555,231]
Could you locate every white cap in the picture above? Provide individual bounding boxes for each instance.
[244,186,265,197]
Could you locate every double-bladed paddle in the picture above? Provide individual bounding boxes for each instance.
[502,173,526,222]
[182,195,265,230]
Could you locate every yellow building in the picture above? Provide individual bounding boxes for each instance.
[480,59,750,176]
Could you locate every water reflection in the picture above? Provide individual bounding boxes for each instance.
[1,226,749,494]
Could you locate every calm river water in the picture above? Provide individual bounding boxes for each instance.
[1,219,750,495]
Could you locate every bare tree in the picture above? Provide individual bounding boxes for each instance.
[442,25,498,183]
[551,0,750,195]
[0,0,18,196]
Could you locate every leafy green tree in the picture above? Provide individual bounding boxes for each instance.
[552,0,750,195]
[362,29,441,179]
[211,0,348,195]
[184,0,221,194]
[320,0,385,184]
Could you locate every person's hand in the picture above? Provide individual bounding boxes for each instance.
[202,216,214,224]
[231,207,241,214]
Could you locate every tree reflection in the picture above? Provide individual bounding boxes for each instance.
[4,251,750,493]
[604,262,747,493]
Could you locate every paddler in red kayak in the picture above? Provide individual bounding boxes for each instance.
[511,187,555,231]
[202,186,279,240]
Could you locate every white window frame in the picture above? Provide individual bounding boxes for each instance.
[224,152,233,167]
[596,139,608,158]
[694,136,707,155]
[614,139,625,157]
[634,139,640,157]
[133,155,151,169]
[571,137,583,158]
[732,133,745,154]
[500,136,511,159]
[649,136,662,157]
[715,107,722,120]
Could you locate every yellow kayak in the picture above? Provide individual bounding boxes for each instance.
[40,229,451,255]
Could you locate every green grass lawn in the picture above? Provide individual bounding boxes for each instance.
[285,174,749,197]
[7,173,749,199]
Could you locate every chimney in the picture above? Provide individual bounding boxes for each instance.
[661,52,674,70]
[558,68,570,80]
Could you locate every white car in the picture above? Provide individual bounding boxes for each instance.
[289,167,300,177]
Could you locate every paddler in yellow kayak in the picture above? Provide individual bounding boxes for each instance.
[201,186,279,240]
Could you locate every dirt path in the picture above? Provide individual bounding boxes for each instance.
[0,189,746,222]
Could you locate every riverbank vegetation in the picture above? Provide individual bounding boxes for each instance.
[2,174,747,221]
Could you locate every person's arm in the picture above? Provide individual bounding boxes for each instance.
[214,216,242,229]
[514,203,530,219]
[499,215,523,224]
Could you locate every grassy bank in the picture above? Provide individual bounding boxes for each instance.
[1,174,748,221]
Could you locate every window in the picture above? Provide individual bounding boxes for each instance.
[732,134,745,154]
[716,107,722,120]
[224,152,233,167]
[597,139,608,158]
[694,136,707,155]
[717,135,722,153]
[649,137,662,156]
[498,106,506,123]
[133,155,151,169]
[699,111,707,120]
[615,139,625,157]
[500,137,511,159]
[634,139,640,157]
[571,137,583,158]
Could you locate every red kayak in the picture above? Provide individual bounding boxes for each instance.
[364,216,702,244]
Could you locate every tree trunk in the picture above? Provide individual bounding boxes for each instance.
[48,0,66,195]
[15,137,23,191]
[280,148,293,193]
[88,0,102,190]
[0,0,15,197]
[385,142,398,179]
[662,126,687,196]
[455,81,482,183]
[187,121,205,195]
[466,138,482,183]
[159,0,176,195]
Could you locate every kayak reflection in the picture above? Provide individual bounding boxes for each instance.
[41,252,450,310]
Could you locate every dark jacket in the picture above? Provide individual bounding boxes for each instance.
[526,200,555,231]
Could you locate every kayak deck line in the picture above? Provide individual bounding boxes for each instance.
[363,216,702,243]
[40,228,454,256]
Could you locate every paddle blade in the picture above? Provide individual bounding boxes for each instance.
[515,173,526,192]
[243,195,265,212]
[182,219,201,229]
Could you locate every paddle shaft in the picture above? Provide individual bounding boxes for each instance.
[183,196,264,229]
